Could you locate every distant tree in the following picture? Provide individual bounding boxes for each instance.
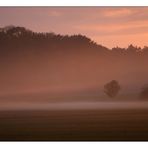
[142,46,148,54]
[143,46,148,51]
[126,44,141,54]
[104,80,121,98]
[112,46,126,53]
[140,86,148,100]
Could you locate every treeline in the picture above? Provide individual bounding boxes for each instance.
[1,25,148,56]
[0,26,106,54]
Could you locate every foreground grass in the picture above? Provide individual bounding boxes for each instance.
[0,108,148,141]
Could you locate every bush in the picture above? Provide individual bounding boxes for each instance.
[140,86,148,100]
[104,80,121,98]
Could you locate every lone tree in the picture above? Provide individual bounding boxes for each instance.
[140,86,148,100]
[104,80,121,98]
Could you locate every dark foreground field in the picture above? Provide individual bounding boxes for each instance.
[0,108,148,141]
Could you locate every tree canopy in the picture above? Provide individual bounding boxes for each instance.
[1,26,148,56]
[104,80,121,98]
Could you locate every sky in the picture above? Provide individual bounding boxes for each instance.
[0,7,148,48]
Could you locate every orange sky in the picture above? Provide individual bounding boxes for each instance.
[0,7,148,48]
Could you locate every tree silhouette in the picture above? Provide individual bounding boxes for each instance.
[0,25,148,60]
[0,26,108,55]
[104,80,121,98]
[142,46,148,55]
[126,44,141,55]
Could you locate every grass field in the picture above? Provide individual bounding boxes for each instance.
[0,104,148,141]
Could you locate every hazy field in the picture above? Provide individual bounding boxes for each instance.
[0,101,148,141]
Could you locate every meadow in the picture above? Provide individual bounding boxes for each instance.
[0,101,148,141]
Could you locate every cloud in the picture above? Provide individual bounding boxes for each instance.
[74,19,148,36]
[102,8,133,18]
[48,10,62,17]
